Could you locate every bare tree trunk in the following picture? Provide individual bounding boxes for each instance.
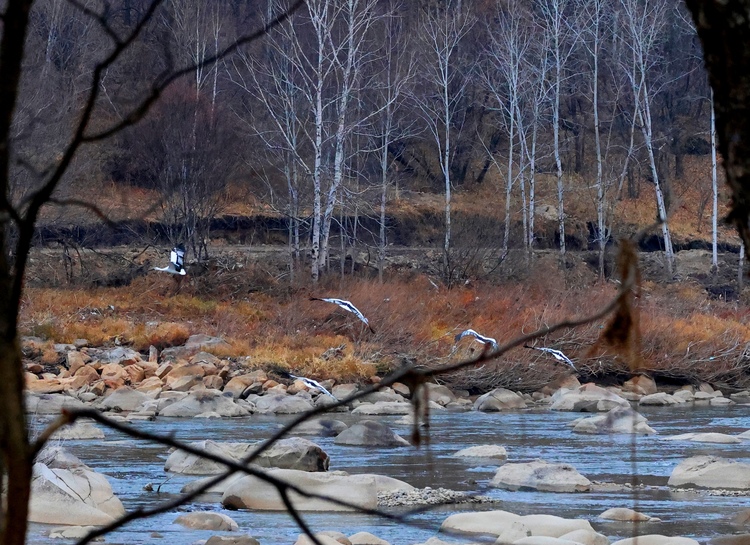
[711,90,718,272]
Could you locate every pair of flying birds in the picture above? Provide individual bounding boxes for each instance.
[310,297,577,372]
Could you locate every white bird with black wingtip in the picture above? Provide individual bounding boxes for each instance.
[454,329,498,349]
[310,297,375,333]
[154,243,187,276]
[279,371,338,400]
[525,344,577,371]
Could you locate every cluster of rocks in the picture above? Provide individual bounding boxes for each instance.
[22,334,745,425]
[21,334,750,545]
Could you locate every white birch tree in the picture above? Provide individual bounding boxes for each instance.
[417,0,475,283]
[539,0,580,258]
[620,0,675,276]
[482,0,531,257]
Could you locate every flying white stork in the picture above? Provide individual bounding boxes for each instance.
[525,344,577,371]
[310,297,375,333]
[279,371,338,400]
[154,244,187,276]
[454,329,498,349]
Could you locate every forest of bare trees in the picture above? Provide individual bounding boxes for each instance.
[12,0,710,282]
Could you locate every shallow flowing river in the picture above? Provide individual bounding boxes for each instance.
[27,404,750,544]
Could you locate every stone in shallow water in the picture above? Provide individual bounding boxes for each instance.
[334,420,410,447]
[173,511,238,531]
[490,459,591,493]
[453,445,508,459]
[610,535,699,545]
[600,507,661,522]
[669,456,750,489]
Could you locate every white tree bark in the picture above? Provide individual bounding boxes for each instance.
[621,0,674,276]
[417,1,475,283]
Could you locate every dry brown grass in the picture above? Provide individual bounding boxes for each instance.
[19,261,750,388]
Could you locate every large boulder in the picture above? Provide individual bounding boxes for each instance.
[29,448,124,526]
[669,456,750,488]
[490,459,591,492]
[97,387,151,412]
[440,510,593,538]
[254,394,315,414]
[25,393,87,415]
[571,407,656,435]
[622,375,658,395]
[420,383,457,406]
[222,468,379,511]
[334,420,410,447]
[165,438,329,474]
[158,390,250,417]
[473,388,527,411]
[550,384,630,412]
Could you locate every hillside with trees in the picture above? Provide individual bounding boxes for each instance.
[16,0,731,285]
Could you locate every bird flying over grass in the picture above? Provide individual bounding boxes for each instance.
[454,329,498,348]
[154,244,187,276]
[310,297,375,333]
[278,370,337,400]
[525,344,577,371]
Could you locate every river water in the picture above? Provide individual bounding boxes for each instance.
[27,404,750,544]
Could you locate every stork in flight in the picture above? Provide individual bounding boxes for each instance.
[454,329,498,349]
[154,244,187,276]
[279,371,338,401]
[525,344,577,371]
[310,297,375,333]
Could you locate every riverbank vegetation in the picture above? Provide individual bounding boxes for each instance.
[20,261,750,391]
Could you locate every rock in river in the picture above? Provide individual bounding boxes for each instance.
[158,389,250,417]
[29,448,124,526]
[222,468,383,511]
[490,459,591,492]
[173,511,238,531]
[440,510,594,538]
[164,438,329,474]
[334,420,410,447]
[571,406,656,435]
[669,456,750,489]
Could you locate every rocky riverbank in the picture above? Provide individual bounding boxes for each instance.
[18,330,750,545]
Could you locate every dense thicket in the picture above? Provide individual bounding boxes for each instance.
[14,0,709,280]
